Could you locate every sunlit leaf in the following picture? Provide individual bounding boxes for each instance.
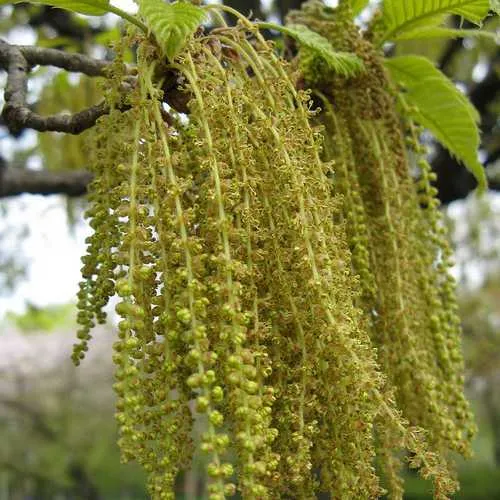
[380,0,491,43]
[138,0,206,60]
[260,22,365,77]
[396,26,498,40]
[385,55,487,191]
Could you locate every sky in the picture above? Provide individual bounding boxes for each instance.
[0,196,90,317]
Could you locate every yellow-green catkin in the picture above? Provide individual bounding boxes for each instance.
[73,39,131,364]
[289,1,475,497]
[74,2,475,499]
[78,24,382,498]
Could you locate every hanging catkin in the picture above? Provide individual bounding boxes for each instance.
[75,2,475,498]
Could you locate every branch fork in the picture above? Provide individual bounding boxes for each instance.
[0,38,111,135]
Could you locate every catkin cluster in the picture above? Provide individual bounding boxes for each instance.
[290,1,476,497]
[74,2,475,499]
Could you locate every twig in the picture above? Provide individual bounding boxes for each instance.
[0,39,112,135]
[18,44,109,76]
[0,166,93,198]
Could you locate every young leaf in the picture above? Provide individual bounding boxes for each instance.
[258,22,365,78]
[491,0,500,14]
[350,0,370,16]
[138,0,206,60]
[385,55,487,191]
[379,0,491,44]
[287,24,365,77]
[0,0,110,16]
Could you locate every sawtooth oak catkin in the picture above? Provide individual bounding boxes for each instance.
[74,2,476,499]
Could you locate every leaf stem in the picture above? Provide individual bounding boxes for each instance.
[107,4,148,33]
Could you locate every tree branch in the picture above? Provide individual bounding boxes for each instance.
[0,166,93,198]
[18,44,109,76]
[0,39,111,135]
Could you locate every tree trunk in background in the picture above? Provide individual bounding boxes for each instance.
[223,1,307,23]
[275,0,307,22]
[67,463,100,500]
[224,0,264,21]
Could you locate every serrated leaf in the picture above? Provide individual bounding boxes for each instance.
[380,0,491,43]
[138,0,206,60]
[350,0,370,16]
[281,24,365,77]
[385,55,487,191]
[1,0,110,16]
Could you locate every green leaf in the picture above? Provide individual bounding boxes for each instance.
[350,0,370,16]
[138,0,206,60]
[259,23,365,78]
[385,55,487,191]
[1,0,110,16]
[287,24,365,76]
[1,0,146,30]
[380,0,491,43]
[491,0,500,14]
[395,27,498,40]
